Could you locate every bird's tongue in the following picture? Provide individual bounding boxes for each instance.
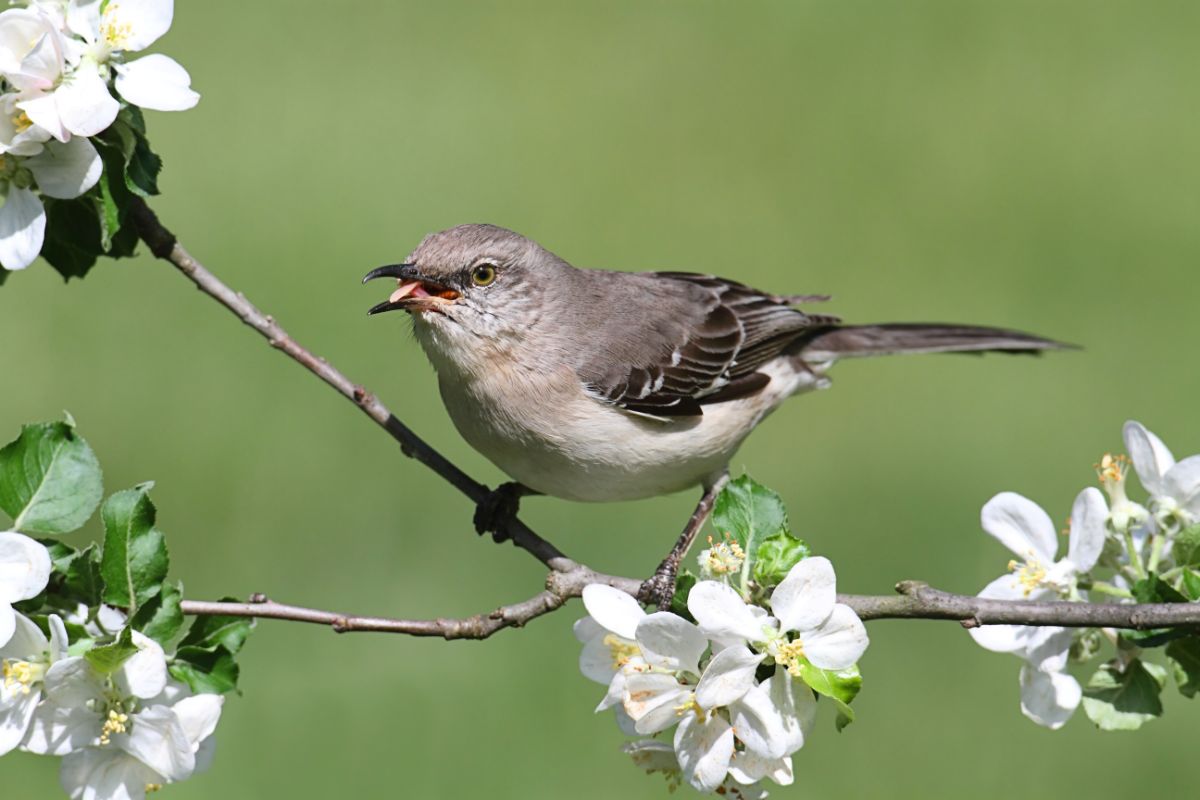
[389,280,432,304]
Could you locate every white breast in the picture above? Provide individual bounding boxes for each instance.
[418,319,829,501]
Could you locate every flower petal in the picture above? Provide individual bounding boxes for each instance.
[17,93,67,143]
[674,712,735,793]
[170,694,223,749]
[624,672,689,735]
[114,53,198,111]
[1065,487,1107,573]
[572,616,602,643]
[688,580,768,643]
[22,701,98,755]
[578,634,619,685]
[49,614,69,662]
[1165,456,1200,514]
[116,632,168,699]
[0,531,52,603]
[108,0,174,51]
[728,681,787,759]
[27,135,101,198]
[980,492,1058,564]
[0,183,46,271]
[728,751,793,787]
[119,704,195,781]
[0,682,38,755]
[1123,420,1174,496]
[636,611,707,675]
[56,64,119,137]
[0,610,48,660]
[694,645,763,709]
[1019,664,1081,729]
[770,556,836,634]
[581,584,644,640]
[1023,626,1073,672]
[61,747,163,800]
[801,603,869,670]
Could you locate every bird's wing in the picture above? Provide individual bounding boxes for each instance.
[575,272,839,418]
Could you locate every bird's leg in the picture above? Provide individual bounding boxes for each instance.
[474,482,541,543]
[638,473,729,610]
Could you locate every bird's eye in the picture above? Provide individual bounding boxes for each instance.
[471,263,498,287]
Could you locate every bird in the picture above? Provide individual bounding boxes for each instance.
[364,224,1068,603]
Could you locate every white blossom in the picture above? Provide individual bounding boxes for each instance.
[0,531,52,646]
[0,612,67,753]
[1124,420,1200,532]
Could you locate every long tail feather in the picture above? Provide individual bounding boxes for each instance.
[791,323,1074,361]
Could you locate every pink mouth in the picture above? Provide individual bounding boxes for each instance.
[389,279,460,304]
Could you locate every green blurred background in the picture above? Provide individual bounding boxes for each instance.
[3,1,1198,797]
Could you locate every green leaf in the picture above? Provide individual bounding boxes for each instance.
[42,541,105,608]
[1124,573,1191,646]
[1166,637,1200,698]
[40,198,103,280]
[84,626,138,675]
[1182,569,1200,602]
[100,485,168,613]
[711,476,788,595]
[1081,658,1166,730]
[178,607,254,655]
[1173,525,1200,569]
[670,570,697,620]
[0,420,103,534]
[131,582,184,648]
[798,662,862,730]
[0,266,8,285]
[752,531,811,589]
[125,135,162,198]
[170,647,240,694]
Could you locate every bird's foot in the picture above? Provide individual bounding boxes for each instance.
[473,482,534,543]
[638,557,680,610]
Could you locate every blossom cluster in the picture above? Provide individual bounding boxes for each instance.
[0,0,196,271]
[577,550,868,797]
[970,420,1200,730]
[1,530,222,799]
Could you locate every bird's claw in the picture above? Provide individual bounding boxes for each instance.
[473,482,527,543]
[638,560,680,610]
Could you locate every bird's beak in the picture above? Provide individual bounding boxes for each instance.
[363,263,461,315]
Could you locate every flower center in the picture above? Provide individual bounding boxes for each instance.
[773,637,807,676]
[602,633,641,670]
[11,110,32,134]
[1007,553,1048,596]
[700,535,746,578]
[2,658,47,695]
[99,709,130,746]
[673,693,706,721]
[100,5,133,49]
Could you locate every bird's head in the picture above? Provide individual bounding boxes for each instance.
[365,224,563,365]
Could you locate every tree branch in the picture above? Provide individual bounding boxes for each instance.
[131,199,1200,641]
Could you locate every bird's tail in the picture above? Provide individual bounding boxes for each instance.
[790,323,1073,361]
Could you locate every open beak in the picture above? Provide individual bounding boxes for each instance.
[363,263,461,315]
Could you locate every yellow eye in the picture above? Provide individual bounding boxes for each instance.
[471,263,498,286]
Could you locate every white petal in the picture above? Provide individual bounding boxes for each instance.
[1123,421,1174,496]
[66,0,103,42]
[581,584,644,640]
[728,681,787,759]
[572,616,603,644]
[0,611,49,659]
[694,646,763,709]
[172,694,222,748]
[622,738,679,773]
[595,669,626,712]
[18,92,68,142]
[1165,456,1200,513]
[44,656,103,707]
[27,135,101,198]
[624,672,690,735]
[578,634,619,685]
[119,704,194,781]
[56,64,119,137]
[116,632,167,699]
[767,670,816,755]
[1065,488,1107,573]
[0,183,46,271]
[612,704,639,736]
[1019,664,1081,729]
[60,747,161,800]
[688,580,768,643]
[0,605,12,649]
[0,677,39,755]
[114,53,198,111]
[48,614,69,662]
[22,702,98,755]
[980,492,1059,563]
[107,0,174,51]
[673,712,734,793]
[636,612,707,675]
[770,556,836,634]
[0,531,51,601]
[728,751,793,787]
[800,603,869,670]
[1023,626,1073,672]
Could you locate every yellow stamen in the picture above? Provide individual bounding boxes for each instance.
[673,694,706,722]
[2,659,45,695]
[1096,453,1129,487]
[145,785,163,794]
[602,633,640,670]
[1008,553,1047,597]
[11,111,31,134]
[100,5,133,49]
[774,638,807,676]
[98,709,129,746]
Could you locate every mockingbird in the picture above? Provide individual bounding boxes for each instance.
[364,224,1067,603]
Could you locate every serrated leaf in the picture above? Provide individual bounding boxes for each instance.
[100,486,168,612]
[57,542,104,607]
[1081,658,1165,730]
[170,647,240,694]
[798,662,862,730]
[0,421,103,534]
[711,476,789,595]
[131,582,184,648]
[1166,637,1200,698]
[40,197,102,280]
[179,607,254,655]
[752,531,811,589]
[84,626,137,674]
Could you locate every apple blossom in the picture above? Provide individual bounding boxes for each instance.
[0,531,52,646]
[0,612,67,753]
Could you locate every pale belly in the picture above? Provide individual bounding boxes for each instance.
[436,359,828,502]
